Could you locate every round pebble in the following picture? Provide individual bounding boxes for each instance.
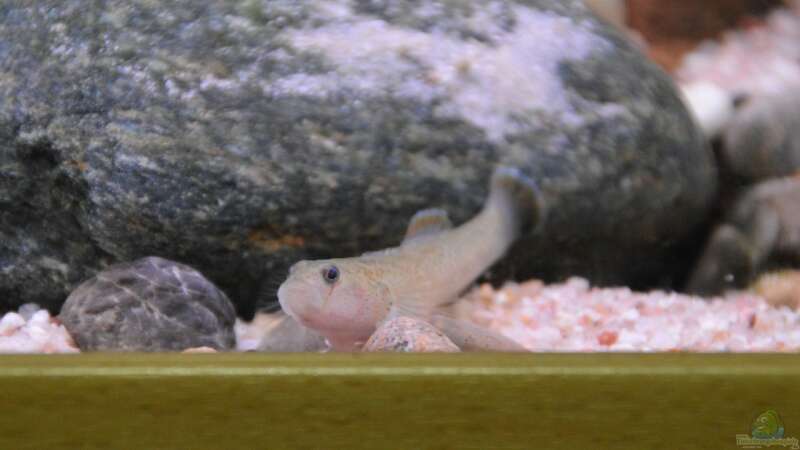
[363,317,460,353]
[59,256,237,352]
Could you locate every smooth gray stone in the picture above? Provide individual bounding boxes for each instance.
[722,90,800,181]
[687,177,800,296]
[60,256,237,351]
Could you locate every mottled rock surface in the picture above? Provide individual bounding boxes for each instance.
[0,0,714,315]
[59,256,236,351]
[363,316,460,352]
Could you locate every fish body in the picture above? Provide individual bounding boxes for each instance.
[277,167,542,351]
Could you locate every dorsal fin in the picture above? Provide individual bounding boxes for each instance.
[402,208,452,245]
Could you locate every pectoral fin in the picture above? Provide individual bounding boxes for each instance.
[402,208,453,245]
[430,314,528,352]
[255,312,328,352]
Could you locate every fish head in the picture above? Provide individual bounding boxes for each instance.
[277,258,391,349]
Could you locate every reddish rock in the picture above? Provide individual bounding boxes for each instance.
[363,317,460,353]
[627,0,784,71]
[597,330,619,346]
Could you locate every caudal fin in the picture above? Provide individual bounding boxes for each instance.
[489,166,546,237]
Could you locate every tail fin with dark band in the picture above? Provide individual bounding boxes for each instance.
[489,166,546,237]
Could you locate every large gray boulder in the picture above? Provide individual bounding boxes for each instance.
[0,0,715,316]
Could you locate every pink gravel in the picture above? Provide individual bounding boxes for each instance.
[458,278,800,352]
[676,1,800,96]
[0,304,79,354]
[5,278,800,353]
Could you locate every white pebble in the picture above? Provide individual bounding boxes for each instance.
[18,303,41,321]
[679,81,734,137]
[0,307,78,353]
[0,313,25,335]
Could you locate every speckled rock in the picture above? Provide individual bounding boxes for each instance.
[59,257,236,351]
[363,317,460,352]
[0,0,714,315]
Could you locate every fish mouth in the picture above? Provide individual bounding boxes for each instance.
[277,281,319,329]
[277,283,298,319]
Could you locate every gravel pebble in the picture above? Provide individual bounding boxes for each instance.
[363,317,460,353]
[0,304,78,353]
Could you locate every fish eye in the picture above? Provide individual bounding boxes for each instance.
[322,265,340,284]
